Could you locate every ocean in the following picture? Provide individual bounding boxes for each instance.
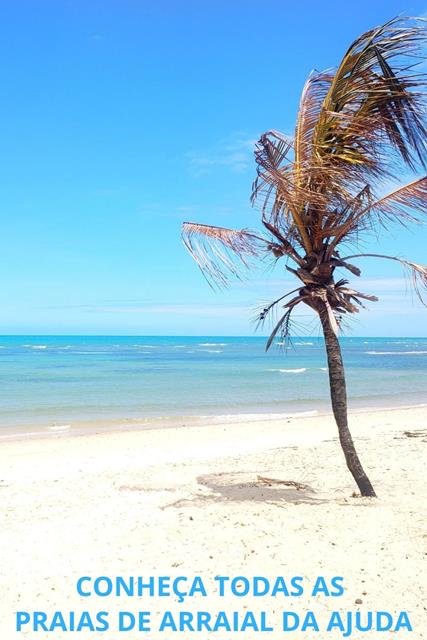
[0,335,426,437]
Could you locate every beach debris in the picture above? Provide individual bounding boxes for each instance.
[402,429,427,439]
[118,484,175,492]
[256,476,311,491]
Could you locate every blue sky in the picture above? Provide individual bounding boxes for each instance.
[0,0,426,336]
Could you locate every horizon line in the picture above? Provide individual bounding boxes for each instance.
[0,334,426,339]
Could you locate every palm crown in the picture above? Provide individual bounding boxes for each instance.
[182,17,427,344]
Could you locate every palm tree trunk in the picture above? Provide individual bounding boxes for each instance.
[318,305,377,497]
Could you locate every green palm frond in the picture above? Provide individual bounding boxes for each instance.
[314,17,427,175]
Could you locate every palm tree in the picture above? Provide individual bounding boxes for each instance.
[181,17,427,497]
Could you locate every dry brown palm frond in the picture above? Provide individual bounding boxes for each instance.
[251,132,319,253]
[321,185,373,242]
[251,131,297,213]
[294,71,335,182]
[352,175,427,226]
[337,286,379,303]
[342,253,427,305]
[390,259,427,305]
[260,219,304,265]
[181,222,269,286]
[325,176,427,253]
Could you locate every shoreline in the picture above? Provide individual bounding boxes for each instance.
[1,404,425,479]
[0,400,426,443]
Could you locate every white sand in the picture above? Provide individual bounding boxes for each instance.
[0,406,426,639]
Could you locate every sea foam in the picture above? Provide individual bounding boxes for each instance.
[24,344,47,349]
[199,343,228,347]
[267,368,307,374]
[366,350,427,355]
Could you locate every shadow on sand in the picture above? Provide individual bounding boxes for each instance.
[162,471,329,509]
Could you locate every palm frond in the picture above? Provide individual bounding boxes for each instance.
[314,17,427,182]
[265,309,293,351]
[353,175,427,225]
[326,176,427,252]
[255,288,301,329]
[251,131,314,253]
[181,222,268,286]
[265,292,312,350]
[294,71,335,182]
[406,260,427,304]
[342,252,427,304]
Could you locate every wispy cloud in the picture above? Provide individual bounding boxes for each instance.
[175,205,196,213]
[348,277,407,291]
[230,278,295,294]
[137,203,198,219]
[45,301,251,318]
[90,302,251,317]
[186,132,259,176]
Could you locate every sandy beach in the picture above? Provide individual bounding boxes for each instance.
[0,405,426,639]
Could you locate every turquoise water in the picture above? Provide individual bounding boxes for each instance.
[0,336,426,433]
